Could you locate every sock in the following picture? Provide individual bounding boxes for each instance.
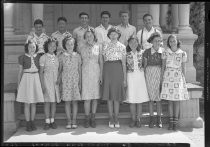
[45,118,50,124]
[50,118,54,123]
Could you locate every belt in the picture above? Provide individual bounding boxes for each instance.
[24,72,38,74]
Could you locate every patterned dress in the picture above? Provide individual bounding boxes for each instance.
[59,52,81,101]
[160,48,189,101]
[80,43,101,100]
[125,50,149,103]
[143,47,162,101]
[39,53,60,103]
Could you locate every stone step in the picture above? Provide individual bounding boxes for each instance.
[18,112,169,127]
[20,100,169,114]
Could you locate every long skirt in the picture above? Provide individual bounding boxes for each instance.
[16,72,44,104]
[125,70,150,103]
[160,67,189,101]
[101,60,126,102]
[145,66,161,101]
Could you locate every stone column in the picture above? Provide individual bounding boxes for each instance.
[4,3,14,35]
[31,4,44,32]
[149,4,162,32]
[160,4,169,31]
[178,4,193,34]
[171,4,179,33]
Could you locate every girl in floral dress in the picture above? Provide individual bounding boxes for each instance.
[40,38,60,130]
[57,36,82,129]
[16,39,44,131]
[125,37,149,128]
[160,34,189,131]
[80,29,103,128]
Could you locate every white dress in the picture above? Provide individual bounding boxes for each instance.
[125,51,149,103]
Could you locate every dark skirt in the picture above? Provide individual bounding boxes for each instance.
[101,60,126,102]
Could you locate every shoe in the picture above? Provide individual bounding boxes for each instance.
[149,116,154,128]
[50,122,57,129]
[90,113,96,128]
[173,117,178,131]
[109,116,114,128]
[115,122,120,128]
[66,122,72,129]
[43,123,50,130]
[156,116,163,128]
[84,115,90,128]
[30,121,37,131]
[129,119,136,128]
[136,118,142,128]
[72,119,78,129]
[26,121,32,132]
[168,117,173,130]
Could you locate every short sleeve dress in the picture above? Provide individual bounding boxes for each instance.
[16,54,44,103]
[39,53,60,103]
[59,52,82,101]
[160,48,189,101]
[80,43,101,100]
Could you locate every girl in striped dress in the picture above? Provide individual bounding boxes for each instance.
[160,34,189,131]
[143,32,163,128]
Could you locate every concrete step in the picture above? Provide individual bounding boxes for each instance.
[20,100,169,114]
[18,112,169,127]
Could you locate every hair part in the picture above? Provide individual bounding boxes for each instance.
[24,40,39,54]
[101,11,111,18]
[62,37,77,52]
[57,17,67,23]
[34,19,43,26]
[79,12,89,18]
[167,34,181,49]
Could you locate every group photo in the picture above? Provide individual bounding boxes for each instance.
[3,2,204,146]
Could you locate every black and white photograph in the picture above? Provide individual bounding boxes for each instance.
[3,2,205,147]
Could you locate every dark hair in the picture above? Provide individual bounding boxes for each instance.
[43,38,58,54]
[119,10,129,17]
[101,11,111,18]
[57,17,67,23]
[167,34,181,49]
[147,32,161,43]
[83,28,97,42]
[143,13,153,20]
[107,27,121,40]
[62,37,77,52]
[79,12,89,18]
[24,40,39,54]
[34,19,43,26]
[126,37,141,52]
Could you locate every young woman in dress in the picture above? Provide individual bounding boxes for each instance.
[57,36,82,129]
[143,32,163,128]
[125,37,149,128]
[40,38,60,130]
[101,27,126,128]
[160,34,189,131]
[80,29,103,128]
[16,39,44,131]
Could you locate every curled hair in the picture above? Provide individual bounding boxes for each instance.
[107,27,121,40]
[79,12,89,18]
[24,39,39,54]
[83,28,97,42]
[143,13,153,20]
[126,37,141,52]
[147,32,161,43]
[167,34,181,49]
[57,17,67,23]
[101,11,111,18]
[43,37,58,54]
[34,19,43,26]
[62,36,77,52]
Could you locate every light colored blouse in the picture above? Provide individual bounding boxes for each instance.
[162,48,187,69]
[102,41,126,61]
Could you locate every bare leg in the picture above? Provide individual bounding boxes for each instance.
[113,100,120,122]
[51,102,56,119]
[65,101,71,123]
[149,101,154,116]
[168,101,173,117]
[107,100,113,118]
[130,104,136,120]
[174,101,180,118]
[44,102,50,120]
[156,101,162,116]
[84,100,91,115]
[24,103,30,121]
[72,101,78,124]
[91,99,98,114]
[30,103,36,121]
[137,103,142,119]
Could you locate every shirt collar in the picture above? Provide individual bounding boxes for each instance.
[25,53,37,58]
[99,24,112,30]
[151,47,162,54]
[46,53,55,57]
[34,32,46,38]
[167,48,183,54]
[57,30,69,36]
[120,23,130,28]
[79,25,90,30]
[144,27,155,33]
